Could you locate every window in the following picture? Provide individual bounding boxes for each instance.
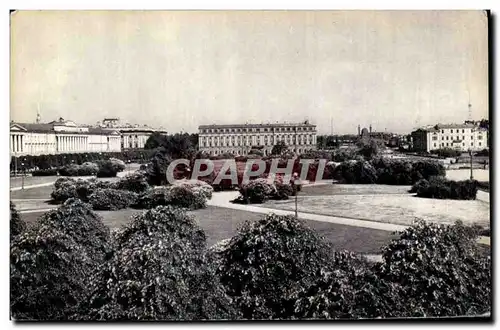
[441,143,444,147]
[446,143,449,147]
[462,136,465,140]
[432,136,437,141]
[471,142,474,146]
[462,129,465,133]
[451,129,453,133]
[463,143,465,146]
[479,142,482,146]
[441,130,444,133]
[478,135,483,140]
[434,143,436,147]
[446,136,449,140]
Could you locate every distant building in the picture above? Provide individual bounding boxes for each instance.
[411,122,488,153]
[98,118,168,150]
[10,117,121,156]
[198,121,317,156]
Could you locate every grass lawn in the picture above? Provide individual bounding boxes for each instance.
[446,169,489,182]
[11,185,54,200]
[301,184,411,196]
[263,184,489,228]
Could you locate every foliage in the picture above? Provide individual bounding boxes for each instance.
[430,148,462,158]
[32,168,59,176]
[271,141,288,156]
[145,133,196,159]
[132,180,212,210]
[377,220,491,317]
[96,159,124,178]
[333,160,378,184]
[114,171,150,193]
[35,198,112,261]
[238,178,277,204]
[358,140,380,160]
[79,206,237,320]
[411,177,478,200]
[300,150,333,161]
[475,149,489,157]
[249,149,264,157]
[59,162,99,176]
[274,182,294,200]
[10,225,94,320]
[89,189,139,210]
[11,199,111,320]
[50,178,115,204]
[10,202,26,240]
[144,147,173,186]
[214,214,333,319]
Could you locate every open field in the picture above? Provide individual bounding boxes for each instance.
[265,184,490,227]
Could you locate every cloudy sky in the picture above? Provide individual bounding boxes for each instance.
[11,10,488,134]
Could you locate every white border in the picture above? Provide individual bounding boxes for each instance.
[2,1,498,330]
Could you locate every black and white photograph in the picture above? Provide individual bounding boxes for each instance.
[8,9,492,322]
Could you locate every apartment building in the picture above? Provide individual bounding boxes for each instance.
[411,123,488,153]
[198,121,317,156]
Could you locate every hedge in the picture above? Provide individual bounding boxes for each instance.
[50,178,116,204]
[88,189,139,210]
[10,202,25,240]
[333,158,446,185]
[32,168,59,176]
[10,150,154,173]
[410,177,478,200]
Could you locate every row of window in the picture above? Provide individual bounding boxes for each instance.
[432,135,483,141]
[434,142,482,148]
[200,135,313,147]
[200,126,315,134]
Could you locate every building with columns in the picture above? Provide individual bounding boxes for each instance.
[98,118,168,150]
[411,122,489,153]
[10,118,121,156]
[198,121,317,156]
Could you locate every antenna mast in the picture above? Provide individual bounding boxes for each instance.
[467,90,472,122]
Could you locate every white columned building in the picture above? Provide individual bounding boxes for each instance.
[198,121,318,156]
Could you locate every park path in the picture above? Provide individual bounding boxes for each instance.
[10,170,136,191]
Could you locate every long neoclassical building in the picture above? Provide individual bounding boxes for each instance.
[10,117,167,157]
[198,121,317,156]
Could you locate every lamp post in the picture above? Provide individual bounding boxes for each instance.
[469,149,474,180]
[21,162,25,190]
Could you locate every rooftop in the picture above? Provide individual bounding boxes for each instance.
[199,122,316,129]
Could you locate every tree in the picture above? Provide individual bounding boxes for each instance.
[144,132,168,150]
[271,141,288,156]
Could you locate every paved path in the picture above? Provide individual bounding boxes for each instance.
[10,170,135,192]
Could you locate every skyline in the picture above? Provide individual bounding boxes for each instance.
[11,11,489,135]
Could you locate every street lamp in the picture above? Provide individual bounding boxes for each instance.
[469,149,474,180]
[21,162,25,190]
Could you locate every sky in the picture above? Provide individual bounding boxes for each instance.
[11,10,488,134]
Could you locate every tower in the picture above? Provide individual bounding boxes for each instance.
[358,125,361,136]
[369,124,372,134]
[36,103,41,123]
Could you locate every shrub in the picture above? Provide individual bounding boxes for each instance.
[333,160,378,184]
[11,199,109,320]
[238,178,277,204]
[430,148,462,158]
[113,171,150,193]
[10,225,95,320]
[79,162,100,175]
[274,182,294,200]
[50,178,115,204]
[475,149,489,157]
[58,162,99,176]
[88,188,138,210]
[96,161,119,178]
[32,168,58,176]
[35,198,112,261]
[411,177,478,200]
[214,214,333,319]
[377,220,491,317]
[79,206,237,320]
[145,148,172,186]
[132,187,170,209]
[10,202,26,240]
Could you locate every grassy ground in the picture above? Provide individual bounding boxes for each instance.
[446,169,489,182]
[266,184,490,227]
[11,185,54,200]
[19,206,399,255]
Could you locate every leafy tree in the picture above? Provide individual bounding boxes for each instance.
[10,202,25,240]
[214,214,333,319]
[271,141,288,156]
[79,206,238,320]
[144,132,168,150]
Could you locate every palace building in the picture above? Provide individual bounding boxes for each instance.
[9,117,168,156]
[198,121,317,156]
[411,122,489,153]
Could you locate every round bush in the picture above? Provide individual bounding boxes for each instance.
[214,214,333,319]
[88,188,138,210]
[239,178,276,204]
[32,168,58,176]
[378,220,491,317]
[113,171,150,193]
[10,202,25,240]
[78,206,238,320]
